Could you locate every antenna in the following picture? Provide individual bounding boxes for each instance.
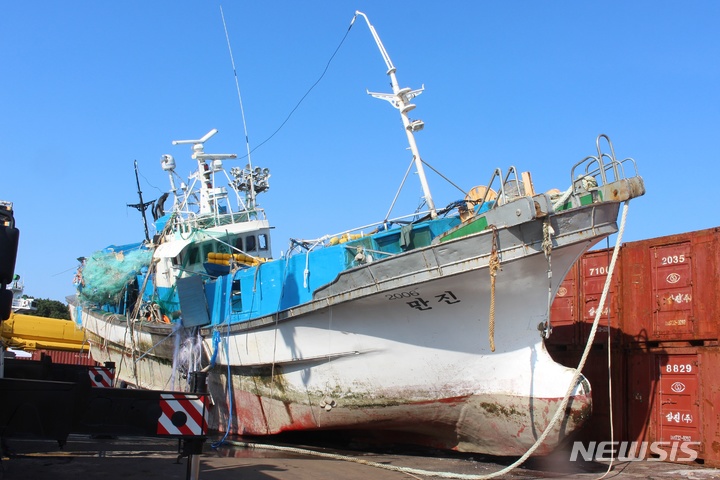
[172,129,218,146]
[220,6,257,208]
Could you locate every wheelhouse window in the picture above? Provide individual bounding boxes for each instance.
[188,247,199,265]
[258,234,268,251]
[246,235,256,252]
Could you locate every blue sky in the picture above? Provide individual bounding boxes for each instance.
[1,2,718,302]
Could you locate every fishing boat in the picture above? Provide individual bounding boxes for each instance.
[69,12,645,456]
[8,274,36,314]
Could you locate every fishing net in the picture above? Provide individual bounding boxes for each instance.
[78,246,153,305]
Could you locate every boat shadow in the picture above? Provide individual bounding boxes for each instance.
[218,429,616,477]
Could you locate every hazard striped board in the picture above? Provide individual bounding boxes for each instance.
[156,393,208,437]
[88,366,114,388]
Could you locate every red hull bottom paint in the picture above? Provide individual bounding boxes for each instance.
[208,383,591,457]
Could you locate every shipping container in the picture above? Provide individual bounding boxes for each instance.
[621,227,720,344]
[578,248,623,346]
[547,247,624,347]
[698,347,720,466]
[15,348,98,366]
[624,345,720,465]
[546,262,580,346]
[548,345,625,444]
[625,347,655,446]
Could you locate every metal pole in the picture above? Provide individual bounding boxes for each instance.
[185,370,208,480]
[187,453,201,480]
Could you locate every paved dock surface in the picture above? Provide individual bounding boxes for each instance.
[2,435,719,479]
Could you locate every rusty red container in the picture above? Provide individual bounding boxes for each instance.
[547,262,580,346]
[578,248,623,346]
[19,349,98,366]
[548,345,626,444]
[625,345,720,465]
[697,347,720,466]
[621,227,720,344]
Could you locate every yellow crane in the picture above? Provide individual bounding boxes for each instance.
[1,312,88,352]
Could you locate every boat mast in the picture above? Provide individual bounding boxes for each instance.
[127,160,154,242]
[354,11,437,218]
[172,129,237,216]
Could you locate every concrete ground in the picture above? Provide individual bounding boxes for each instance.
[1,434,719,480]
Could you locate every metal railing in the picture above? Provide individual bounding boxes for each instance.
[570,134,640,193]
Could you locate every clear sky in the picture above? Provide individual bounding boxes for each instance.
[1,1,718,302]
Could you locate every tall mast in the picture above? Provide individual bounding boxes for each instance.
[354,11,437,218]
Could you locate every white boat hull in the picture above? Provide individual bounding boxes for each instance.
[74,202,622,456]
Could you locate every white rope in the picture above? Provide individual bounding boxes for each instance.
[223,440,492,479]
[553,176,598,211]
[589,203,630,479]
[492,201,630,479]
[552,186,573,210]
[222,202,631,479]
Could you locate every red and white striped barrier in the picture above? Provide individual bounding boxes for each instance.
[156,393,208,436]
[88,366,114,388]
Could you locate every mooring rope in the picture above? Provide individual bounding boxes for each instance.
[542,218,554,338]
[488,226,500,352]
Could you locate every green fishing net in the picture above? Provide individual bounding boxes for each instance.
[78,248,153,305]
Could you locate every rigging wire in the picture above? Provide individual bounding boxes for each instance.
[232,14,357,160]
[131,10,356,199]
[421,158,468,196]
